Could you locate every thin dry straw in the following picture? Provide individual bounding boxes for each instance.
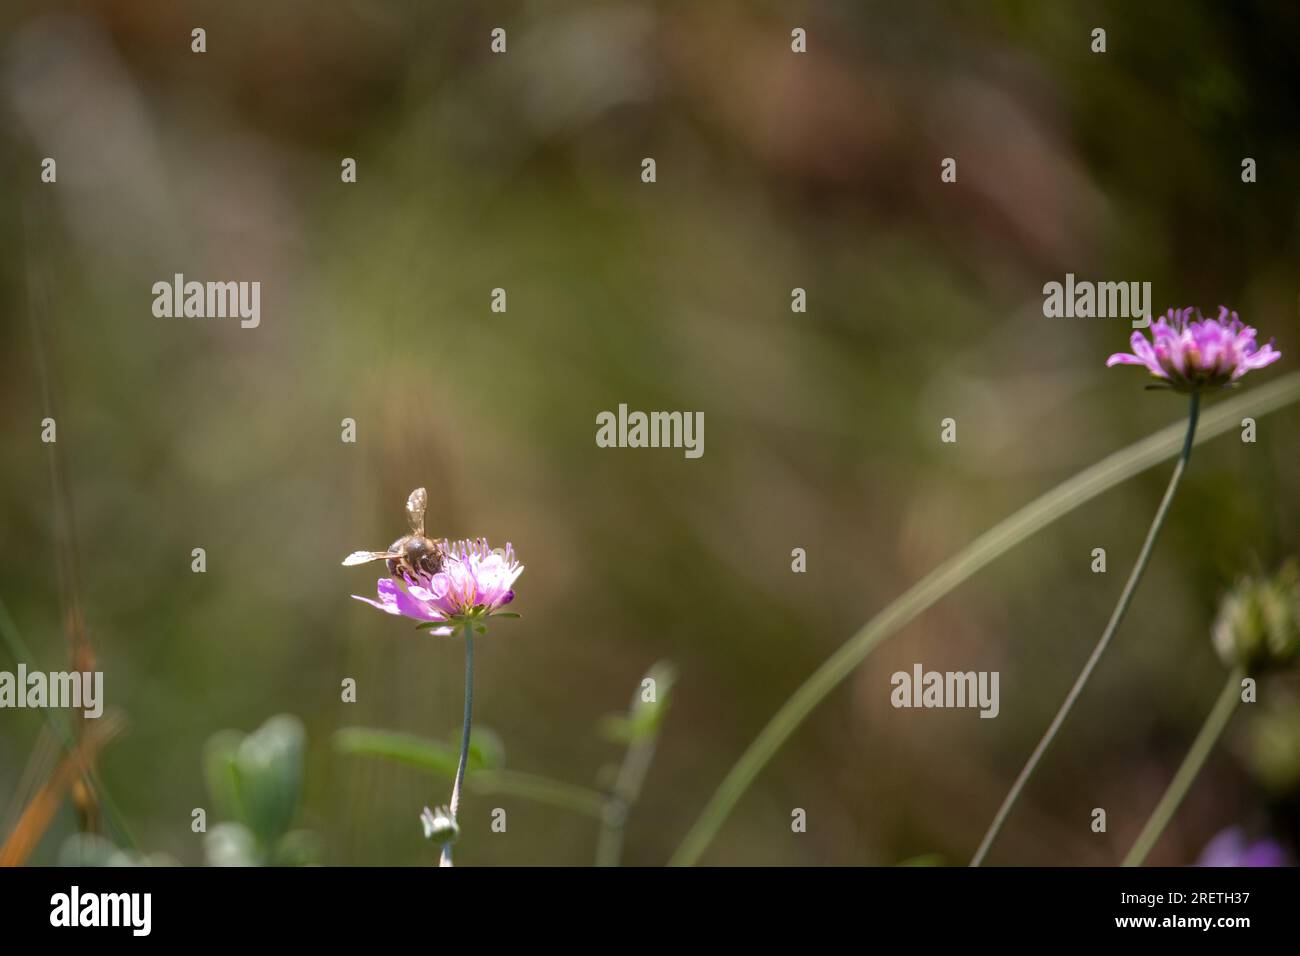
[0,599,139,852]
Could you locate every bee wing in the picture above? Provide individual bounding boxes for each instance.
[406,487,428,536]
[342,550,398,566]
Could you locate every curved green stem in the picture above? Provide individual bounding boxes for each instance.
[440,626,475,867]
[970,391,1200,866]
[1122,667,1244,867]
[671,374,1300,867]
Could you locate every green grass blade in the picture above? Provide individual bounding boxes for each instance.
[470,770,607,818]
[334,727,606,818]
[334,727,461,775]
[670,371,1300,866]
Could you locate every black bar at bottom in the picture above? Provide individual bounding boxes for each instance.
[0,865,1287,941]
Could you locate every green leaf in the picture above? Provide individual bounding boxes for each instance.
[334,727,605,817]
[334,726,506,774]
[202,730,244,823]
[466,727,506,771]
[230,715,305,846]
[203,717,308,844]
[334,727,461,776]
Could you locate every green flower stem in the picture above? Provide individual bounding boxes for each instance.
[671,373,1300,867]
[970,390,1201,866]
[1122,666,1245,867]
[440,625,475,867]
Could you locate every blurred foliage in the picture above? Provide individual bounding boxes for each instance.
[338,660,674,864]
[202,715,319,866]
[1213,560,1300,671]
[58,832,174,867]
[1239,689,1300,796]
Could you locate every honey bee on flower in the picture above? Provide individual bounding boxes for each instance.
[342,488,523,634]
[342,487,523,866]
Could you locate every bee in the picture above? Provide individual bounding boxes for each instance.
[342,487,447,580]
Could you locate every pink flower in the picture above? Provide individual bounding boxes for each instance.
[352,538,523,633]
[1107,307,1280,391]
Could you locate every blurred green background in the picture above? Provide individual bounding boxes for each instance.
[2,0,1299,866]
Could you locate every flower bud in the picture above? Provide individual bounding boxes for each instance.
[420,805,459,844]
[1212,562,1300,671]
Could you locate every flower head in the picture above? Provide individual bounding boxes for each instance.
[420,805,459,844]
[1197,827,1291,867]
[351,538,523,634]
[1212,561,1300,672]
[1107,307,1280,391]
